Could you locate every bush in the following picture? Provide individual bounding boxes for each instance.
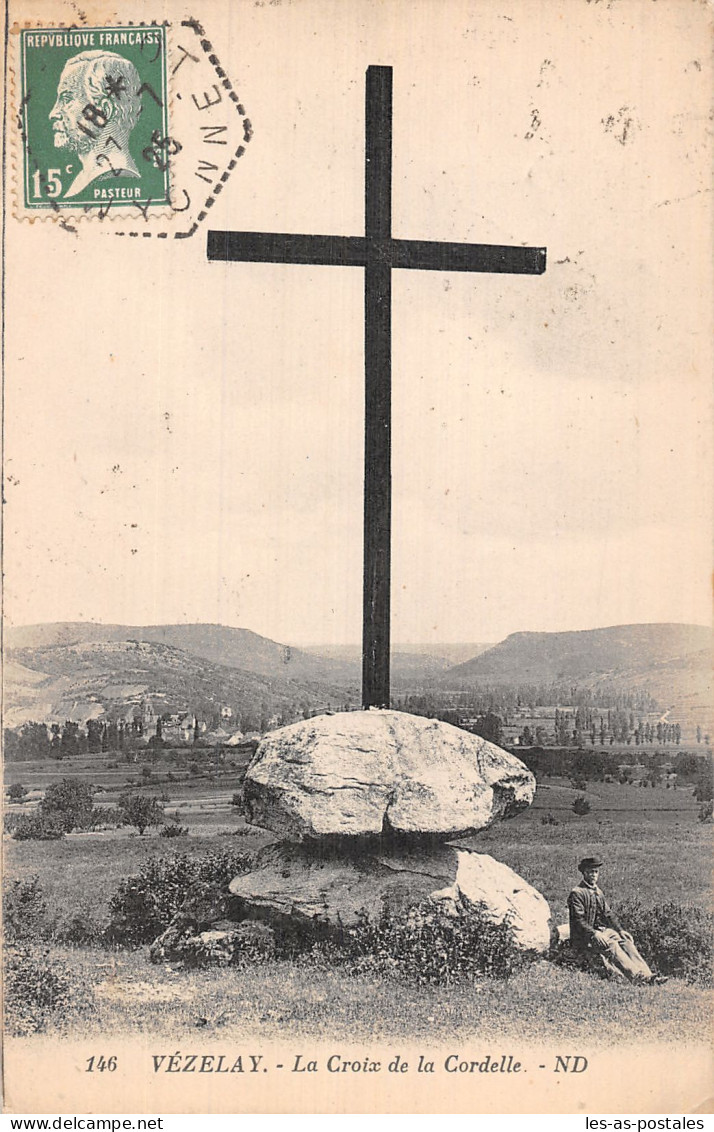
[85,805,125,831]
[334,901,532,986]
[4,876,47,939]
[572,795,591,816]
[53,911,104,946]
[118,792,165,834]
[698,801,713,823]
[4,876,104,945]
[160,823,189,838]
[616,899,713,984]
[4,944,73,1034]
[12,811,65,840]
[4,811,21,834]
[41,777,94,832]
[540,812,559,826]
[7,783,28,801]
[106,849,253,947]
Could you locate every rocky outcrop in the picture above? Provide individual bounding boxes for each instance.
[242,709,534,840]
[150,711,550,967]
[226,841,551,951]
[149,878,277,966]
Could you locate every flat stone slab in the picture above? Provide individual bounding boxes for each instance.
[226,841,551,952]
[242,709,535,839]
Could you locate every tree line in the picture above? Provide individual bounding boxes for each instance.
[395,683,660,719]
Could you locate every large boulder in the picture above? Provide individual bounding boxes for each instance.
[242,709,534,840]
[226,841,551,952]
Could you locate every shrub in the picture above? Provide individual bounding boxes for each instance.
[160,823,189,838]
[7,783,28,801]
[4,876,47,939]
[106,849,253,947]
[41,777,95,832]
[693,761,713,803]
[12,811,65,840]
[4,944,73,1034]
[572,795,591,816]
[4,812,21,834]
[616,899,713,984]
[118,792,165,834]
[4,877,104,945]
[53,911,103,946]
[698,801,713,823]
[540,812,559,826]
[66,805,118,832]
[83,805,125,831]
[335,901,531,986]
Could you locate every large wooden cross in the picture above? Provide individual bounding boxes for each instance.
[208,65,546,710]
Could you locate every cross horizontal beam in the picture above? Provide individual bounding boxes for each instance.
[207,230,547,274]
[207,64,546,711]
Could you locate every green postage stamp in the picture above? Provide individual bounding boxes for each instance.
[19,26,171,209]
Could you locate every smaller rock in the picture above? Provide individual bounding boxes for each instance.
[151,920,276,967]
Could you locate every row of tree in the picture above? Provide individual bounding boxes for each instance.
[396,684,660,718]
[4,695,357,762]
[515,747,713,800]
[4,719,150,762]
[534,709,684,749]
[6,776,166,837]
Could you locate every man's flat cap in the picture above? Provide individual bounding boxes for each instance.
[578,856,604,872]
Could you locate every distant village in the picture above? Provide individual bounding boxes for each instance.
[3,695,339,761]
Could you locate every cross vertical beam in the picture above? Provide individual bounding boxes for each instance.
[206,66,547,716]
[363,65,393,710]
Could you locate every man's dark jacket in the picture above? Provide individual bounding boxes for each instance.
[567,882,624,952]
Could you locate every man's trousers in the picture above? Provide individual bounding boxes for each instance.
[590,928,653,982]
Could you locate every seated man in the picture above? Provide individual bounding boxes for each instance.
[567,856,667,985]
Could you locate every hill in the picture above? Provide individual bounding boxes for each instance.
[302,641,494,687]
[5,622,356,686]
[443,624,710,684]
[7,621,711,732]
[5,623,492,700]
[4,638,354,730]
[439,623,713,724]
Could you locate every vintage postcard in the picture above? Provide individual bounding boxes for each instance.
[2,0,712,1116]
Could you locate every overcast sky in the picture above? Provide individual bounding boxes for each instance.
[5,0,712,646]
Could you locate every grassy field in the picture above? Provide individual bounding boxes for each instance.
[8,942,710,1048]
[4,775,712,1044]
